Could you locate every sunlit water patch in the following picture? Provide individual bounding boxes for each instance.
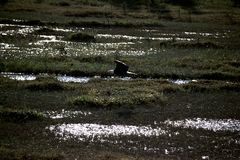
[97,33,194,42]
[46,109,92,119]
[1,72,36,81]
[48,123,167,141]
[168,79,197,85]
[0,72,202,85]
[53,27,77,33]
[57,75,91,83]
[164,118,240,132]
[0,43,19,50]
[184,31,227,38]
[56,75,132,83]
[0,23,40,35]
[32,35,66,45]
[0,72,133,83]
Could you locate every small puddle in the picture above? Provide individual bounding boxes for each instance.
[48,123,167,141]
[164,118,240,132]
[46,109,92,119]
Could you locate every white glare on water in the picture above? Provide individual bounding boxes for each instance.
[164,118,240,132]
[46,109,92,119]
[1,72,36,81]
[57,75,90,83]
[48,123,167,141]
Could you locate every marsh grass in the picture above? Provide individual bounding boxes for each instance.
[183,80,240,92]
[25,81,65,91]
[0,108,44,122]
[70,87,166,108]
[1,48,240,81]
[159,41,223,49]
[67,20,164,28]
[33,27,66,36]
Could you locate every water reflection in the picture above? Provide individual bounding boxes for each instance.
[57,75,90,83]
[0,22,230,58]
[46,109,92,119]
[97,33,194,41]
[164,118,240,132]
[1,72,36,81]
[168,79,197,85]
[48,123,167,141]
[0,72,206,85]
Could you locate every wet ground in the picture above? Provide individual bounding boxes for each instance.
[0,20,240,159]
[0,72,196,84]
[44,93,240,159]
[0,21,230,59]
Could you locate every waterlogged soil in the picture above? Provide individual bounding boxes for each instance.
[1,89,240,159]
[0,21,232,59]
[0,20,240,160]
[0,72,196,84]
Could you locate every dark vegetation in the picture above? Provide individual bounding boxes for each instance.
[26,81,65,91]
[232,0,240,7]
[0,0,8,6]
[1,0,240,25]
[33,28,66,36]
[0,147,64,160]
[166,0,196,9]
[66,32,96,42]
[0,108,44,122]
[104,0,196,9]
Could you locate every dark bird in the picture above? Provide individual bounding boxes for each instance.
[108,60,137,77]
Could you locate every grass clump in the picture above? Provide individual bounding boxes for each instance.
[66,32,96,42]
[0,108,44,122]
[25,81,64,91]
[183,80,240,92]
[70,87,166,108]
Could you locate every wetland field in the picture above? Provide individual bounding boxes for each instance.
[0,0,240,160]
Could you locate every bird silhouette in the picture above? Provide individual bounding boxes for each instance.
[108,60,137,77]
[114,60,129,76]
